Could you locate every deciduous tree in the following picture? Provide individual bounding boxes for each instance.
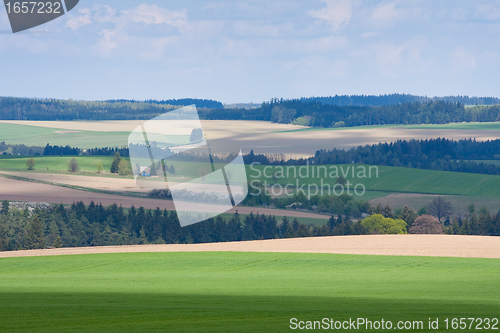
[427,197,453,222]
[26,158,35,170]
[409,214,443,234]
[360,214,407,234]
[68,157,79,172]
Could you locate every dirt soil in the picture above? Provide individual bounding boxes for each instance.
[1,235,498,258]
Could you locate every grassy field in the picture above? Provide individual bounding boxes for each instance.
[0,155,117,173]
[0,123,130,149]
[2,156,500,200]
[0,252,498,332]
[247,164,500,197]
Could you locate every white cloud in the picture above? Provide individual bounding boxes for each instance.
[121,4,187,26]
[450,47,476,73]
[66,8,92,30]
[371,1,399,22]
[308,0,353,30]
[371,36,427,77]
[364,1,427,30]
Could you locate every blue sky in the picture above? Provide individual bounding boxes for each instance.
[1,0,499,103]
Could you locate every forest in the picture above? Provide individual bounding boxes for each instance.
[1,199,499,251]
[200,99,500,127]
[106,98,223,109]
[298,93,500,107]
[1,96,500,127]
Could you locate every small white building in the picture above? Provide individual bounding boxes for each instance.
[139,166,151,177]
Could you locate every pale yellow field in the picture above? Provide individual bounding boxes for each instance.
[0,120,307,134]
[1,235,499,259]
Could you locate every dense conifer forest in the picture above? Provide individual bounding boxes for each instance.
[1,200,498,251]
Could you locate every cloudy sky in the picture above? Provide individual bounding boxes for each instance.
[0,0,499,103]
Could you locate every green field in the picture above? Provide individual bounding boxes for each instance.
[2,156,500,199]
[0,155,117,173]
[0,252,498,332]
[248,164,500,197]
[0,123,130,149]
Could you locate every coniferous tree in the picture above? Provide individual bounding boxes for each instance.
[110,152,121,173]
[25,215,45,249]
[399,206,416,229]
[1,200,9,215]
[0,221,9,251]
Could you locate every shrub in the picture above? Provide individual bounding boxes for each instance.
[409,214,443,234]
[68,158,79,172]
[95,161,104,173]
[360,214,407,234]
[26,158,35,170]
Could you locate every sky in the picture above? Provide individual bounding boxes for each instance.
[0,0,499,103]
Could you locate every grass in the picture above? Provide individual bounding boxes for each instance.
[247,164,500,197]
[0,123,130,149]
[0,251,498,332]
[2,157,500,199]
[0,155,117,173]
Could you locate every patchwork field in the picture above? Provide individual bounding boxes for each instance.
[0,245,498,332]
[1,120,499,157]
[0,175,329,220]
[2,158,499,197]
[2,157,500,212]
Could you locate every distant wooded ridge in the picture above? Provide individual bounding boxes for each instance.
[1,95,500,125]
[105,98,224,109]
[297,94,500,106]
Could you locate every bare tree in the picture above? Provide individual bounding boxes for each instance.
[427,197,453,222]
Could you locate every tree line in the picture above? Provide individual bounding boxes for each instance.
[202,99,500,127]
[106,98,224,109]
[298,94,500,107]
[1,198,498,251]
[0,97,177,120]
[1,141,44,155]
[2,96,500,127]
[244,138,500,176]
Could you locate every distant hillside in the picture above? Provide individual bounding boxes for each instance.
[106,98,224,109]
[300,94,500,106]
[1,95,499,125]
